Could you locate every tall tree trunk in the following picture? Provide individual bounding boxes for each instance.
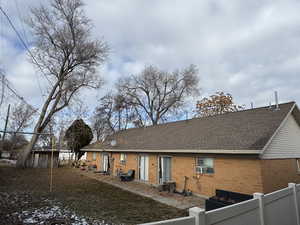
[16,133,39,168]
[16,81,60,168]
[118,110,121,130]
[16,112,45,168]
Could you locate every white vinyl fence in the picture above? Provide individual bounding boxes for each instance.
[140,183,300,225]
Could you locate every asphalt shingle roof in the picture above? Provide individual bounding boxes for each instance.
[88,102,298,151]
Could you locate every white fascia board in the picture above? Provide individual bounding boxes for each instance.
[261,154,300,159]
[83,148,261,154]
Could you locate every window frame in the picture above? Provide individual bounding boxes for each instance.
[92,152,97,161]
[120,153,126,164]
[195,157,214,174]
[296,159,300,173]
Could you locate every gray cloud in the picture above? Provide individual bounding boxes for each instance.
[1,0,300,120]
[84,0,300,107]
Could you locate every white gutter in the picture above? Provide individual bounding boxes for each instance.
[83,148,261,154]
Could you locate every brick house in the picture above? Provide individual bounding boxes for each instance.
[84,102,300,197]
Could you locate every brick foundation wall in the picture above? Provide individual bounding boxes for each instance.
[261,159,300,193]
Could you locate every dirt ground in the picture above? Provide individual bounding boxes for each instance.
[0,166,187,225]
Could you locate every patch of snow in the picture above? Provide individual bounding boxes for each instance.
[17,203,111,225]
[0,158,17,165]
[23,217,38,224]
[1,192,118,225]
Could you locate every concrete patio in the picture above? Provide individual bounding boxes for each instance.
[77,168,206,210]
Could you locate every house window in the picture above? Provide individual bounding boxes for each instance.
[92,152,97,161]
[196,158,214,174]
[296,159,300,172]
[120,153,126,164]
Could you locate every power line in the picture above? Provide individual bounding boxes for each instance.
[11,0,45,101]
[0,72,30,106]
[0,72,43,118]
[13,0,30,46]
[0,5,53,90]
[0,4,44,121]
[0,71,5,107]
[0,130,53,135]
[0,6,44,101]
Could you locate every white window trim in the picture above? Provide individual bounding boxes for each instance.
[296,159,300,173]
[195,157,214,174]
[120,153,126,163]
[92,152,97,161]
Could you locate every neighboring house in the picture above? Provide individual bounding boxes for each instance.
[0,151,11,159]
[84,102,300,197]
[25,150,60,168]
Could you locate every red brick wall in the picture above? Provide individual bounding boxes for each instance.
[170,154,263,196]
[86,152,102,170]
[112,152,138,176]
[111,153,157,183]
[261,159,300,193]
[86,151,265,197]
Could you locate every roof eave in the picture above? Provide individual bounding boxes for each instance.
[82,148,261,154]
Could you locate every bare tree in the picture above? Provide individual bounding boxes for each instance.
[91,93,136,140]
[37,118,57,149]
[9,103,36,133]
[7,103,35,150]
[92,95,114,141]
[2,135,28,152]
[17,0,108,168]
[68,97,90,120]
[117,65,200,125]
[195,91,244,117]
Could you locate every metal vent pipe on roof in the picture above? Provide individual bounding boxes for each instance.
[275,91,279,110]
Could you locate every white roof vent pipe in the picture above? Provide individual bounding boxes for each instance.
[275,91,280,110]
[110,140,117,146]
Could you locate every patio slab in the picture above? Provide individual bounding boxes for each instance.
[77,169,206,210]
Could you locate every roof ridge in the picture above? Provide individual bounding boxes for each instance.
[88,101,297,151]
[115,101,296,134]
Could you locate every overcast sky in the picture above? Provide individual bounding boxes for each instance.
[1,0,300,122]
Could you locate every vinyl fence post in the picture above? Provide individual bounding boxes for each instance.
[289,183,300,225]
[189,207,205,225]
[254,192,265,225]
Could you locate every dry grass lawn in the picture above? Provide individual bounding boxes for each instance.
[0,167,187,224]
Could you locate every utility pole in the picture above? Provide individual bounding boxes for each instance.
[1,104,10,153]
[0,74,5,108]
[50,134,55,192]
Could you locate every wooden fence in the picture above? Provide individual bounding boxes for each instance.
[140,183,300,225]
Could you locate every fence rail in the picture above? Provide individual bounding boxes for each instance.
[140,183,300,225]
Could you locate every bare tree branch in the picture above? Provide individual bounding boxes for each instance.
[17,0,108,168]
[117,65,200,125]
